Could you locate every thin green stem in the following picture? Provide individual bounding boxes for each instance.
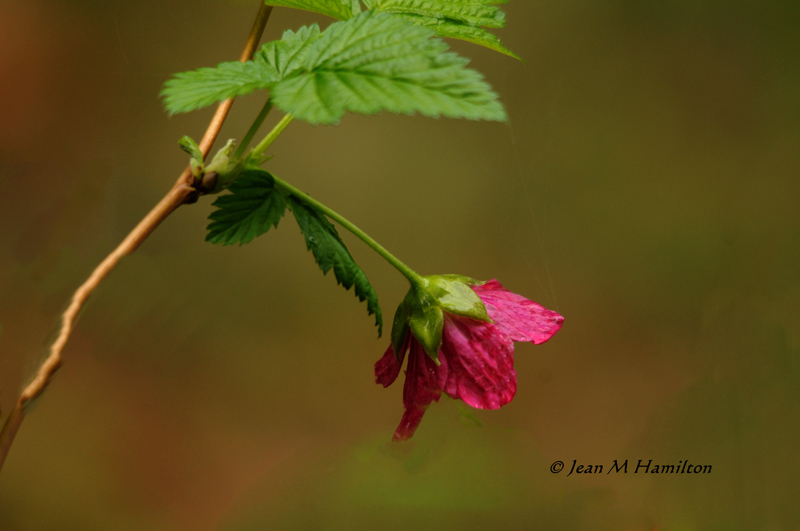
[234,99,273,159]
[242,110,420,284]
[248,113,294,164]
[273,176,424,286]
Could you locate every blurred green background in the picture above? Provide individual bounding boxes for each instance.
[1,0,799,529]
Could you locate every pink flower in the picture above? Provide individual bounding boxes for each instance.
[375,278,563,441]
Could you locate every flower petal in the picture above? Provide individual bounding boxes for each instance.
[473,279,564,344]
[441,316,517,410]
[375,343,404,388]
[393,340,447,441]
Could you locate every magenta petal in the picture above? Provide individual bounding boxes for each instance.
[393,340,447,441]
[473,279,564,344]
[441,316,517,410]
[375,344,404,388]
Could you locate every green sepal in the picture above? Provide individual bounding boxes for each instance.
[396,274,490,363]
[391,301,410,362]
[438,273,481,285]
[424,275,491,322]
[409,304,444,363]
[203,139,244,194]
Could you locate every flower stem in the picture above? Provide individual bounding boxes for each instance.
[273,176,424,286]
[248,113,294,163]
[234,98,273,159]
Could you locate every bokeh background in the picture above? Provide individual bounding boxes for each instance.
[1,0,799,529]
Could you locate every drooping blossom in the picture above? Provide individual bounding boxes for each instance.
[375,276,563,441]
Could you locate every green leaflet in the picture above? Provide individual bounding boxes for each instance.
[363,0,520,60]
[288,196,383,335]
[253,24,322,78]
[264,0,361,20]
[364,0,506,28]
[206,169,287,245]
[162,61,278,115]
[270,11,506,124]
[393,13,520,60]
[162,25,320,115]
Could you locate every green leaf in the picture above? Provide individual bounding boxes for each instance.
[178,135,205,177]
[288,196,383,334]
[264,0,361,20]
[163,11,509,119]
[206,169,287,245]
[270,11,506,124]
[162,61,278,115]
[363,0,520,60]
[253,24,322,79]
[178,135,203,160]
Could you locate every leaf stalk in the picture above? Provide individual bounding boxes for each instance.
[274,176,424,287]
[248,112,295,163]
[234,98,274,159]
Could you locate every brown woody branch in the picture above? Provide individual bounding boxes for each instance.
[0,3,273,473]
